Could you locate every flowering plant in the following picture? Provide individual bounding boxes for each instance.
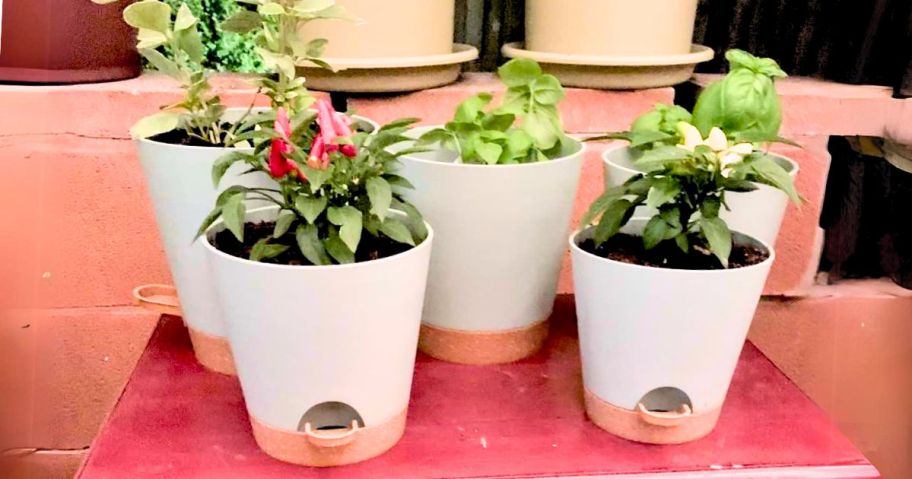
[581,50,799,268]
[198,99,427,265]
[416,59,569,164]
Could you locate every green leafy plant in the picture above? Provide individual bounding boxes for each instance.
[163,0,263,72]
[220,0,355,112]
[581,50,800,268]
[416,59,569,165]
[198,99,427,265]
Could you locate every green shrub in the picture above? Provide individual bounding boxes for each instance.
[162,0,263,73]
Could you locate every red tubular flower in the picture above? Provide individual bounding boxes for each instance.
[268,107,305,180]
[311,99,358,161]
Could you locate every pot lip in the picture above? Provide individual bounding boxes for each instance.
[502,42,714,67]
[201,206,434,271]
[398,126,586,169]
[298,43,479,70]
[601,143,801,177]
[136,111,379,152]
[568,219,776,275]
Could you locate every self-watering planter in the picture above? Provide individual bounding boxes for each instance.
[603,146,799,247]
[203,206,433,466]
[570,219,774,444]
[503,0,712,89]
[296,0,477,92]
[396,130,585,365]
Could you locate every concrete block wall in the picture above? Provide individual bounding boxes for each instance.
[2,72,911,477]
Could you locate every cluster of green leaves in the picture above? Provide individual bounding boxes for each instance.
[199,116,428,265]
[162,0,264,73]
[582,49,800,268]
[221,0,355,111]
[417,59,569,165]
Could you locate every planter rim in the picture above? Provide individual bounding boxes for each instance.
[602,143,801,177]
[136,112,379,153]
[569,219,775,275]
[202,206,434,272]
[401,127,585,169]
[502,42,714,67]
[298,43,478,70]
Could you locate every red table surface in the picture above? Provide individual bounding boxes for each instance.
[79,297,878,479]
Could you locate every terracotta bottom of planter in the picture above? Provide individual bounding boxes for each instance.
[584,388,721,444]
[418,320,549,365]
[187,327,236,376]
[249,408,407,467]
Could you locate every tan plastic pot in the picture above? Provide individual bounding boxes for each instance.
[296,0,477,92]
[525,0,699,56]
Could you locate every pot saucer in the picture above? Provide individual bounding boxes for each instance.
[501,42,714,90]
[297,44,479,93]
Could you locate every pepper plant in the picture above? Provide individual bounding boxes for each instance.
[582,50,800,268]
[416,59,569,165]
[198,99,427,265]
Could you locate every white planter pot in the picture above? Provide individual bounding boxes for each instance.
[136,108,273,375]
[396,130,586,364]
[603,145,799,246]
[570,219,774,444]
[203,206,433,466]
[526,0,699,56]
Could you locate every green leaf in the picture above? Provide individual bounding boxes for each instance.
[295,196,328,224]
[324,234,355,264]
[699,217,732,267]
[385,174,415,190]
[174,3,197,31]
[646,177,681,209]
[633,145,692,170]
[175,29,205,64]
[258,2,286,15]
[700,197,722,219]
[380,218,415,246]
[294,0,335,13]
[643,216,669,250]
[497,58,543,87]
[123,0,171,33]
[454,93,492,123]
[393,198,428,241]
[581,190,620,226]
[305,38,329,58]
[530,75,565,105]
[249,238,289,262]
[475,142,503,165]
[522,108,561,150]
[211,152,246,187]
[195,206,222,240]
[273,210,296,238]
[221,10,263,34]
[222,193,247,243]
[138,48,182,80]
[675,233,690,253]
[366,177,393,220]
[327,206,363,252]
[296,224,331,265]
[593,199,634,245]
[130,111,181,139]
[749,155,801,204]
[136,29,168,49]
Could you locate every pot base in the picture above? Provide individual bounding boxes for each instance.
[584,388,721,444]
[249,408,407,467]
[187,327,236,376]
[418,320,549,365]
[296,44,478,93]
[502,42,714,89]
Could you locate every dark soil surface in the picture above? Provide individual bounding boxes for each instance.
[150,126,234,147]
[212,221,413,265]
[579,233,769,270]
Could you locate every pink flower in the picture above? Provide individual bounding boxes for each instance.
[268,108,304,180]
[308,99,358,168]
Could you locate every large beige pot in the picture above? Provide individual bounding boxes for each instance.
[526,0,699,56]
[299,0,454,58]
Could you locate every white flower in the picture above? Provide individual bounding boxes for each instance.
[676,122,754,173]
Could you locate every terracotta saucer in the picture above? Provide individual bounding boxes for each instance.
[297,44,479,93]
[501,42,714,90]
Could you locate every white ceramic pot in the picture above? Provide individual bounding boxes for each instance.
[570,219,774,444]
[136,108,273,375]
[602,145,799,246]
[525,0,698,56]
[203,206,433,466]
[396,130,586,364]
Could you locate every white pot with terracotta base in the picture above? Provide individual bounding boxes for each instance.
[296,0,477,92]
[603,146,799,246]
[203,206,433,466]
[134,109,272,375]
[505,0,711,89]
[396,134,585,365]
[570,220,774,444]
